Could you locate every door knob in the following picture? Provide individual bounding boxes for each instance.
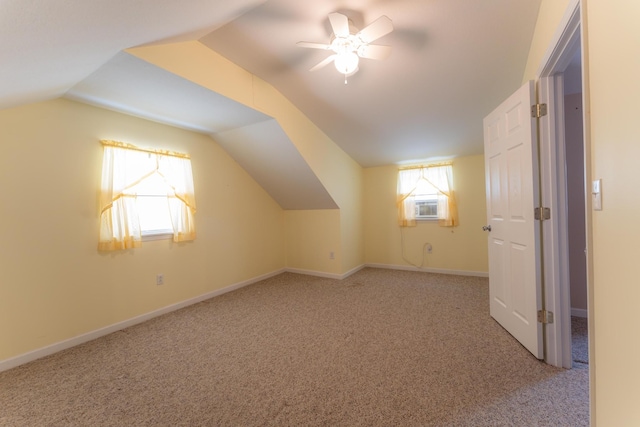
[482,225,492,232]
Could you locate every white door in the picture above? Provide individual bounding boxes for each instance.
[483,81,543,359]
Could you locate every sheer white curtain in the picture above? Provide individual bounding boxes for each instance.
[397,164,458,227]
[397,167,422,227]
[98,141,197,251]
[157,155,197,242]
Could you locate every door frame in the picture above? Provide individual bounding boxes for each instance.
[535,0,592,370]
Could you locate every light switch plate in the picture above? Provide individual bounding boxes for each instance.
[592,179,602,211]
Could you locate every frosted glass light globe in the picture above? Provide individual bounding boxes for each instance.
[334,52,359,75]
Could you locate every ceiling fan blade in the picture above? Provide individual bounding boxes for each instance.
[357,15,393,43]
[297,41,331,50]
[357,44,392,60]
[328,12,350,37]
[309,54,336,72]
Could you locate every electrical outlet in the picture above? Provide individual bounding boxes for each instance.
[156,274,164,285]
[329,251,335,260]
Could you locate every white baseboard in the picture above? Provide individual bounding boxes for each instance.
[365,263,489,278]
[284,267,342,280]
[341,264,366,279]
[571,308,588,318]
[0,268,285,373]
[284,264,364,280]
[1,263,485,373]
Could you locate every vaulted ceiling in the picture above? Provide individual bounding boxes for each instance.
[1,0,542,207]
[200,0,541,167]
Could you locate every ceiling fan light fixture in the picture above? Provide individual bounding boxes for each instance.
[334,51,359,75]
[298,12,393,82]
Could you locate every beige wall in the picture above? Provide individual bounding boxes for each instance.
[284,210,341,275]
[585,0,640,424]
[364,155,488,274]
[0,98,285,361]
[129,42,365,276]
[522,0,573,82]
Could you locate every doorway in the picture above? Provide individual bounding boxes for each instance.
[536,0,590,370]
[562,47,589,368]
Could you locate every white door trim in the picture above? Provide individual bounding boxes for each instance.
[536,0,582,78]
[535,0,588,369]
[538,74,572,368]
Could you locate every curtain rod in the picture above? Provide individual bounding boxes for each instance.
[100,140,190,159]
[398,161,453,171]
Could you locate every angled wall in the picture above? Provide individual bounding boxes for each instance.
[213,119,338,210]
[128,41,365,276]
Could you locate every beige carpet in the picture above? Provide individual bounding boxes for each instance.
[572,316,589,367]
[0,268,589,426]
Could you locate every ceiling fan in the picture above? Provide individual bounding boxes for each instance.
[297,12,393,83]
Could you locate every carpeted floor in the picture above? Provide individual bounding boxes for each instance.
[0,268,589,426]
[571,316,589,367]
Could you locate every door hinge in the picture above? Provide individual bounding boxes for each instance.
[534,207,551,220]
[531,103,548,118]
[537,310,554,324]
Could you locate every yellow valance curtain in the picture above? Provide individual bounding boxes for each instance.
[98,140,197,251]
[397,163,458,228]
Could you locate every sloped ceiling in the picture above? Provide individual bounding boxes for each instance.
[1,0,542,208]
[215,120,339,210]
[66,52,271,134]
[0,0,266,108]
[200,0,542,167]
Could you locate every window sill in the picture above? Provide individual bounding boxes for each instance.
[142,232,173,242]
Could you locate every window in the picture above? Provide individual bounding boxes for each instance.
[397,163,458,227]
[98,140,197,251]
[127,172,174,237]
[411,178,440,220]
